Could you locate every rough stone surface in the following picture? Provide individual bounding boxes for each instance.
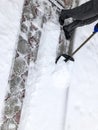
[0,0,43,129]
[13,58,27,76]
[17,37,31,55]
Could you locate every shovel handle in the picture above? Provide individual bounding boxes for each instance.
[72,32,96,56]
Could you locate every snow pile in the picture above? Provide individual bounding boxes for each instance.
[18,21,70,130]
[0,0,24,124]
[65,22,98,130]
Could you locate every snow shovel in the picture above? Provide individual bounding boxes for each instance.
[55,23,98,63]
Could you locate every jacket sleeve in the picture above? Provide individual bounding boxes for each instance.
[65,15,98,33]
[93,0,98,14]
[79,15,98,26]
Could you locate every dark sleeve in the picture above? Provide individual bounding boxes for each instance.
[64,15,98,33]
[69,0,94,20]
[79,15,98,26]
[93,0,98,14]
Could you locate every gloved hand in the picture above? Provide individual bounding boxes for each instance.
[94,23,98,33]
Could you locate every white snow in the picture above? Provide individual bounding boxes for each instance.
[0,0,98,130]
[0,0,24,124]
[18,21,70,130]
[65,21,98,130]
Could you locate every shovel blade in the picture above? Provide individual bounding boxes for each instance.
[55,54,74,63]
[63,54,74,62]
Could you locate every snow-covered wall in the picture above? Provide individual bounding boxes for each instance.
[0,0,24,123]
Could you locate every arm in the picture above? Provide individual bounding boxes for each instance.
[79,15,98,26]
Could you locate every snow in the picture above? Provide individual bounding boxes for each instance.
[0,0,24,124]
[65,22,98,130]
[0,0,98,130]
[18,21,70,130]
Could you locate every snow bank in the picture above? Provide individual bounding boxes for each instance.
[65,21,98,130]
[18,21,70,130]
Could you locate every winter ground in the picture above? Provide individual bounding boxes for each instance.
[65,22,98,130]
[0,0,98,130]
